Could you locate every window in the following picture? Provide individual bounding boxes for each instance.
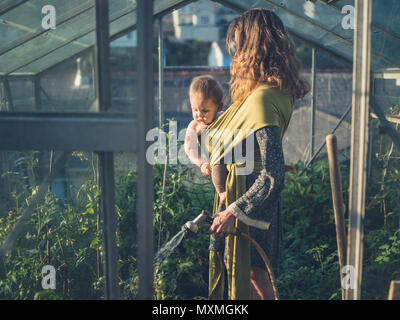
[200,16,210,25]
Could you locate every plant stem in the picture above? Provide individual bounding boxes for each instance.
[158,155,169,251]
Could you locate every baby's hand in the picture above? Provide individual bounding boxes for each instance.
[200,163,211,177]
[195,123,209,136]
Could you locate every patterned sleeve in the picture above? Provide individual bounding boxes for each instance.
[228,125,285,219]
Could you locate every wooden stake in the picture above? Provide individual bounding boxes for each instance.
[388,280,400,300]
[326,134,347,299]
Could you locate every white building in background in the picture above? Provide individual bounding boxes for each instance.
[208,41,231,67]
[172,0,238,42]
[172,3,219,42]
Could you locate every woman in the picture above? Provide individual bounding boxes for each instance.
[207,9,309,300]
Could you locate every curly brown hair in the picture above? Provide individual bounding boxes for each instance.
[226,8,310,102]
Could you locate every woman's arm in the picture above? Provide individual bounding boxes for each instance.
[228,125,285,219]
[210,125,285,236]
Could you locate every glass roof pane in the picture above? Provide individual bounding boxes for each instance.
[222,0,400,70]
[1,8,94,75]
[0,0,191,75]
[19,33,95,74]
[15,2,137,74]
[0,0,27,14]
[222,0,354,58]
[23,9,136,75]
[2,0,400,75]
[371,0,400,71]
[372,0,400,37]
[266,0,353,41]
[317,0,400,69]
[0,0,93,53]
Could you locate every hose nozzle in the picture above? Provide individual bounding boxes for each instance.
[181,210,212,235]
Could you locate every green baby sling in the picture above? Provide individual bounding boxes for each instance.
[204,84,293,300]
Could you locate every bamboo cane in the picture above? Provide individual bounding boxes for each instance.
[326,134,347,300]
[388,280,400,300]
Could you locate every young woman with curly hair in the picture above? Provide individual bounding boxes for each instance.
[207,8,309,300]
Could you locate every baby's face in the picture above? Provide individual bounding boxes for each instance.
[190,96,220,126]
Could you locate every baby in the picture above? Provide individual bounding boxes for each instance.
[184,75,228,205]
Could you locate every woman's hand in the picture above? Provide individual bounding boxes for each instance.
[210,207,236,237]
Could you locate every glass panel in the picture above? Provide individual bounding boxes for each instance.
[0,0,194,113]
[313,50,352,162]
[7,79,35,111]
[222,0,354,60]
[8,1,138,75]
[1,5,95,75]
[371,0,400,70]
[18,32,95,75]
[367,1,400,298]
[281,49,352,164]
[0,0,140,113]
[371,0,400,38]
[0,150,102,299]
[110,30,137,114]
[222,0,400,70]
[0,148,214,299]
[0,0,94,72]
[39,49,96,112]
[3,0,400,77]
[0,150,139,299]
[366,73,400,297]
[0,0,27,14]
[0,0,191,76]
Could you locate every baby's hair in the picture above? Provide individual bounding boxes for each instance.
[189,75,224,106]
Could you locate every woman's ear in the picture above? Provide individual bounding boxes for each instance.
[218,102,223,111]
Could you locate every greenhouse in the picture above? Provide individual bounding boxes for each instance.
[0,0,399,301]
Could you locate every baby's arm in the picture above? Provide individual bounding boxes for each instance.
[184,120,206,167]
